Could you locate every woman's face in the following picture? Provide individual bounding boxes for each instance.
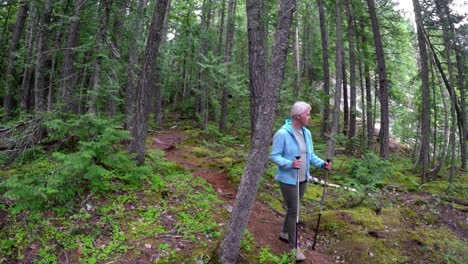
[297,110,311,127]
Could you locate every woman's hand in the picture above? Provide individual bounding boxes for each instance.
[292,159,302,169]
[323,161,332,171]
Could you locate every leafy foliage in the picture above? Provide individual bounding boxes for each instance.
[1,116,150,214]
[348,152,392,191]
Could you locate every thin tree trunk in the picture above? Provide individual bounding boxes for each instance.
[318,0,330,140]
[218,0,296,261]
[130,0,170,165]
[3,0,28,118]
[361,21,374,151]
[366,0,389,159]
[107,0,127,118]
[327,0,343,158]
[435,0,456,181]
[412,0,430,183]
[154,0,171,127]
[88,0,113,117]
[293,25,300,97]
[196,0,213,130]
[219,0,236,132]
[20,6,37,113]
[425,35,461,184]
[247,0,267,134]
[34,0,53,113]
[443,1,466,170]
[345,0,356,154]
[125,0,147,130]
[0,1,13,62]
[357,37,366,151]
[342,48,348,136]
[60,0,84,114]
[428,54,450,179]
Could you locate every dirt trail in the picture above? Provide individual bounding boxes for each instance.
[151,131,332,264]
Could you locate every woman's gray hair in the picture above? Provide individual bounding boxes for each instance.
[290,101,311,118]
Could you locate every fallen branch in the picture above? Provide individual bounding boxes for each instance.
[310,176,357,192]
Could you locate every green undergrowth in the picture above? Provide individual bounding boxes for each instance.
[0,147,227,263]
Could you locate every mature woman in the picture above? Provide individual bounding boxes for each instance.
[270,101,331,262]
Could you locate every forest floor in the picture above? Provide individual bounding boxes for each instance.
[151,129,332,263]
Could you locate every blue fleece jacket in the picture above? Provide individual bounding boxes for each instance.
[270,120,325,185]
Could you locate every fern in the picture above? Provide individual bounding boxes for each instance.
[349,152,391,191]
[1,116,149,214]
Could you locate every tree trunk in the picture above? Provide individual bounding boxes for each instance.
[153,0,171,127]
[0,1,14,63]
[60,0,84,114]
[107,0,127,118]
[342,48,348,136]
[425,34,462,183]
[293,25,300,97]
[435,0,456,181]
[125,0,147,130]
[443,1,467,170]
[219,0,236,133]
[366,0,389,159]
[196,0,213,130]
[361,21,374,151]
[412,0,430,183]
[20,5,37,113]
[34,0,53,113]
[130,0,170,165]
[218,0,296,261]
[246,0,267,134]
[345,0,356,154]
[88,0,113,117]
[3,0,28,118]
[327,0,343,158]
[428,55,449,179]
[317,0,330,140]
[356,28,366,150]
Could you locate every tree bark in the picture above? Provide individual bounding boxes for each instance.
[196,0,213,130]
[20,5,37,113]
[412,0,430,183]
[366,0,389,159]
[219,0,236,133]
[153,0,171,127]
[3,0,28,118]
[435,0,456,181]
[342,47,348,136]
[345,0,356,154]
[59,0,84,114]
[317,0,330,140]
[246,0,267,135]
[327,0,343,158]
[88,0,113,117]
[218,0,296,261]
[124,0,147,130]
[361,20,374,151]
[442,0,466,170]
[130,0,170,165]
[34,0,53,113]
[293,25,300,97]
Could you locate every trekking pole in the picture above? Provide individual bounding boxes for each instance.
[295,156,301,251]
[312,159,331,251]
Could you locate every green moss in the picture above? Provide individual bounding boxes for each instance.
[191,146,209,157]
[420,180,449,195]
[220,157,233,167]
[380,208,402,227]
[392,174,420,191]
[344,207,384,231]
